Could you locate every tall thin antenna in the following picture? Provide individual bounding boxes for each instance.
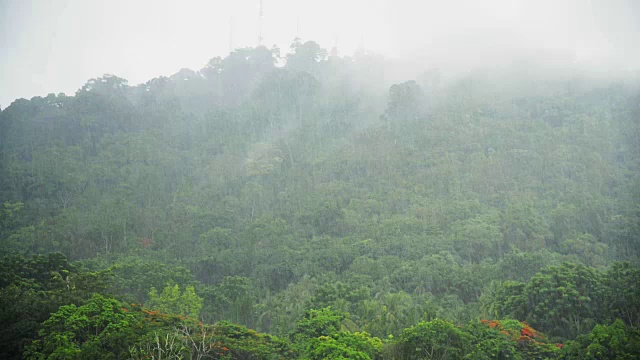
[257,0,264,46]
[229,17,233,53]
[331,35,339,57]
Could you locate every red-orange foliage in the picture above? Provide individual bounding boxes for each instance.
[480,319,543,342]
[139,237,153,248]
[480,319,558,357]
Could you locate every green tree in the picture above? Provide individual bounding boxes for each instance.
[292,307,345,344]
[25,294,137,360]
[146,284,203,319]
[501,197,551,253]
[0,253,112,359]
[604,262,640,327]
[305,331,382,360]
[525,263,605,339]
[394,319,472,360]
[286,39,328,74]
[384,80,424,122]
[560,319,640,360]
[0,201,35,254]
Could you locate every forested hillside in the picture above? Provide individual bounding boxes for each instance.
[1,40,639,359]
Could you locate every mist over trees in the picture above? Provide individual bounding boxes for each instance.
[1,35,640,359]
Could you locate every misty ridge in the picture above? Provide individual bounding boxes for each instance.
[1,1,640,359]
[2,0,639,107]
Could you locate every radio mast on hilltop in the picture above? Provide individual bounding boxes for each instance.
[229,16,235,53]
[257,0,264,46]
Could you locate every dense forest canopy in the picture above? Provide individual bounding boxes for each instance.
[1,38,640,359]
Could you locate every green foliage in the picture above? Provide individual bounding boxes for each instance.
[384,80,424,122]
[465,322,521,360]
[0,253,112,359]
[25,294,137,359]
[292,307,345,343]
[474,320,559,360]
[479,280,527,320]
[146,284,203,319]
[211,321,292,359]
[291,307,382,360]
[560,319,640,359]
[604,262,640,327]
[524,263,605,339]
[501,197,552,252]
[199,275,254,326]
[485,261,640,342]
[305,332,382,360]
[83,255,196,303]
[0,201,35,254]
[2,38,640,359]
[394,319,472,359]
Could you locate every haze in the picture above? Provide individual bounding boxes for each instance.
[1,0,639,108]
[3,0,640,357]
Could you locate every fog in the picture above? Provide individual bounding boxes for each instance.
[1,0,639,107]
[3,1,640,357]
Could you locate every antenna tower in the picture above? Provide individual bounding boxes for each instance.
[229,16,235,53]
[257,0,264,46]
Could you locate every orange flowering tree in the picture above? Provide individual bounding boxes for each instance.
[471,319,561,360]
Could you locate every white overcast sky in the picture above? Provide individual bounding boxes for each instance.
[1,0,639,108]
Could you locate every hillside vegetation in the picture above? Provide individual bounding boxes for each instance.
[1,41,639,359]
